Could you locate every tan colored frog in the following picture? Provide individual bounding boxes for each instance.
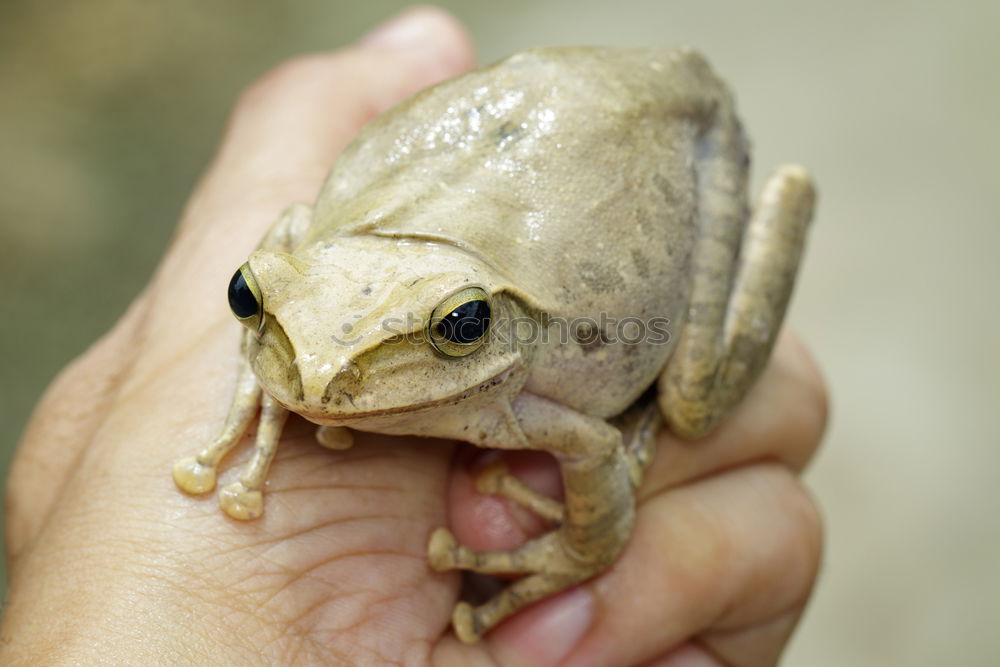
[173,46,815,643]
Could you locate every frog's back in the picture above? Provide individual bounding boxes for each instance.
[310,47,742,415]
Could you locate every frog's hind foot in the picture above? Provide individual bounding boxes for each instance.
[474,461,565,523]
[428,527,595,643]
[448,572,580,643]
[429,526,559,573]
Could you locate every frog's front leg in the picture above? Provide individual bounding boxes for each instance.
[172,334,291,520]
[660,165,815,436]
[218,392,289,519]
[429,393,634,643]
[173,342,261,495]
[173,203,312,517]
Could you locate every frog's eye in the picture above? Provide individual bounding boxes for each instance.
[228,263,263,332]
[429,287,492,357]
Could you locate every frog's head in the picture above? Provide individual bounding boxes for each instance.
[225,239,531,425]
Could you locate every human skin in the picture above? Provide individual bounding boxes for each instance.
[0,8,827,667]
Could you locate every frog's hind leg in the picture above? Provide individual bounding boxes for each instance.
[173,342,261,495]
[465,399,658,527]
[659,164,815,437]
[430,394,634,643]
[466,399,658,552]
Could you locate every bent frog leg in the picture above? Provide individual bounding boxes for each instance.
[428,392,635,643]
[659,165,815,436]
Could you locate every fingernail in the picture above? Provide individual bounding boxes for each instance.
[360,7,444,50]
[497,586,595,665]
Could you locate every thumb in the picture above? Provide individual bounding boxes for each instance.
[148,6,475,359]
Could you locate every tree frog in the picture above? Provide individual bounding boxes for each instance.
[173,46,815,643]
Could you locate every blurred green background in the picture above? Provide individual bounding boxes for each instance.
[2,0,998,664]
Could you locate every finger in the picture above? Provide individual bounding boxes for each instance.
[484,463,822,667]
[181,5,473,244]
[447,448,561,553]
[695,607,805,667]
[124,7,475,385]
[144,8,473,342]
[632,607,804,666]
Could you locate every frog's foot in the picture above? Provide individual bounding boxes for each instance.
[428,527,595,643]
[173,456,218,494]
[212,393,289,521]
[427,526,461,571]
[219,480,263,520]
[316,426,354,450]
[173,354,263,499]
[475,461,565,523]
[448,573,580,643]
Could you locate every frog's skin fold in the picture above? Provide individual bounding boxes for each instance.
[173,46,815,643]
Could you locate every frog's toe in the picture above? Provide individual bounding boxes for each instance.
[626,455,644,488]
[452,602,482,644]
[427,527,459,571]
[474,461,565,523]
[173,456,217,494]
[474,461,508,494]
[219,481,263,520]
[316,426,354,450]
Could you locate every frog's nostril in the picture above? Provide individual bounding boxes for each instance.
[321,360,362,405]
[338,360,362,381]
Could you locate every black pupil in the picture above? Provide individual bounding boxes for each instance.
[228,269,259,319]
[436,300,490,344]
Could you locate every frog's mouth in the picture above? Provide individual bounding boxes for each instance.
[288,366,515,425]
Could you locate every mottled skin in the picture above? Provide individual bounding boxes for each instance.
[173,47,815,643]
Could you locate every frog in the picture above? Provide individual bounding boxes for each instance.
[173,46,815,643]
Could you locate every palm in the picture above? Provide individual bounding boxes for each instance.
[178,422,459,660]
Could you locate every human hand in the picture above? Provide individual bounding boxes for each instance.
[1,7,826,666]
